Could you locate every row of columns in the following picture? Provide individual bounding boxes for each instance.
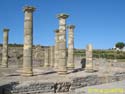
[52,14,75,74]
[0,6,94,76]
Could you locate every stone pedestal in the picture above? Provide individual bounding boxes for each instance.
[57,13,69,75]
[85,44,94,72]
[50,46,55,67]
[44,48,49,67]
[22,6,35,76]
[67,25,75,70]
[54,29,59,69]
[1,28,9,68]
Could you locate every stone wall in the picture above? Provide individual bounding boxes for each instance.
[0,73,125,94]
[0,45,45,67]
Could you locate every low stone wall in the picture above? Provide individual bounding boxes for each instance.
[0,73,125,94]
[1,81,71,94]
[71,73,125,89]
[0,46,45,67]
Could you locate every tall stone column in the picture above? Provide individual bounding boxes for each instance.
[57,13,69,74]
[85,44,93,72]
[67,25,75,70]
[22,6,35,76]
[44,48,49,67]
[54,29,59,69]
[50,46,55,67]
[1,28,9,68]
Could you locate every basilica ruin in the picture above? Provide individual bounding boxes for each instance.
[0,6,125,94]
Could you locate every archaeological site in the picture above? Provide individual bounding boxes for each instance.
[0,3,125,94]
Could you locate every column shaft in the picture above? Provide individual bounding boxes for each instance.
[50,46,55,67]
[22,6,35,76]
[44,48,49,67]
[54,29,59,69]
[67,25,75,70]
[57,14,69,74]
[1,29,9,68]
[85,44,93,72]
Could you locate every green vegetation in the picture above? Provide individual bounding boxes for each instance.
[0,43,23,47]
[74,49,125,59]
[115,42,125,49]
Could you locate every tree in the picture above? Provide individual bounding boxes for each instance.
[115,42,125,49]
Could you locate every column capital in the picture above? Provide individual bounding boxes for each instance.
[54,29,59,33]
[23,6,36,12]
[87,44,93,51]
[3,28,9,32]
[57,13,69,19]
[67,25,75,29]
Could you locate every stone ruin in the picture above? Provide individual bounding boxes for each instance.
[0,6,77,76]
[0,6,125,94]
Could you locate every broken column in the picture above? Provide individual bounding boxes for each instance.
[1,28,9,68]
[57,13,69,74]
[85,44,94,72]
[54,29,59,69]
[44,48,49,67]
[50,46,55,67]
[22,6,35,76]
[67,25,75,70]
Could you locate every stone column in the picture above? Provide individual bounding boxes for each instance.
[44,48,49,67]
[67,25,75,70]
[22,6,35,76]
[57,13,69,74]
[85,44,94,72]
[1,28,9,68]
[54,29,59,69]
[50,46,55,67]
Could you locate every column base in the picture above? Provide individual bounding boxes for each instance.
[57,71,67,75]
[67,66,74,70]
[21,69,33,76]
[21,73,33,76]
[44,65,49,68]
[54,66,58,69]
[1,64,8,68]
[85,69,94,73]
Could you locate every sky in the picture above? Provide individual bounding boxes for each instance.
[0,0,125,49]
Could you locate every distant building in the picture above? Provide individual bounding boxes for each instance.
[113,46,125,52]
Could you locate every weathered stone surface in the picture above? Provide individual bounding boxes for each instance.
[50,46,55,67]
[57,13,69,75]
[0,73,125,94]
[0,45,46,67]
[85,44,93,72]
[67,25,75,70]
[1,28,9,68]
[33,46,44,67]
[22,6,35,76]
[54,29,59,69]
[55,82,71,92]
[44,47,50,67]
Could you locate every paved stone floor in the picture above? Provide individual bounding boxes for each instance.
[0,59,125,94]
[0,59,125,83]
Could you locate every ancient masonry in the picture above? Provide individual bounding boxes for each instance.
[44,47,49,67]
[0,6,94,76]
[67,25,75,70]
[54,29,59,69]
[85,44,93,72]
[22,6,36,76]
[50,46,55,67]
[57,14,69,74]
[1,28,9,68]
